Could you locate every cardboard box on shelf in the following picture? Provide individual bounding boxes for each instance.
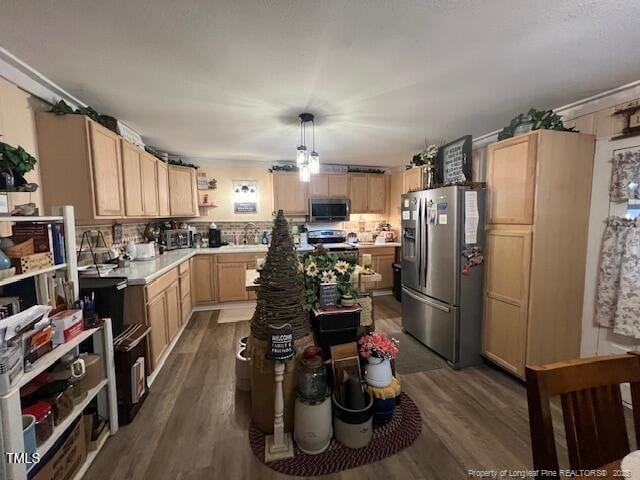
[32,418,87,480]
[50,309,84,346]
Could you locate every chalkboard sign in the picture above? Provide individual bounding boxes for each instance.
[319,283,339,308]
[438,135,472,184]
[266,323,295,361]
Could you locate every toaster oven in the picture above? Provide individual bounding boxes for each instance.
[160,229,192,250]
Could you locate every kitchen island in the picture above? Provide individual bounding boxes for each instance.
[111,242,399,382]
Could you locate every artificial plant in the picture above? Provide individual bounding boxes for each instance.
[497,107,576,140]
[50,100,114,130]
[269,163,298,172]
[0,142,37,177]
[409,139,439,168]
[167,158,199,169]
[302,251,360,311]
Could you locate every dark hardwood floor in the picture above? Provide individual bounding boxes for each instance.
[86,296,564,480]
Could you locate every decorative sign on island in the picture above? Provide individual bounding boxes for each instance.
[319,282,339,308]
[266,323,295,361]
[439,135,472,184]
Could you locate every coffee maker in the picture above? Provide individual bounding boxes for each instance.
[208,222,222,248]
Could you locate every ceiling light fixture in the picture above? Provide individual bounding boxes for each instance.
[296,113,319,182]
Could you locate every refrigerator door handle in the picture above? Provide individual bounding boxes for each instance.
[401,287,451,313]
[423,199,428,288]
[416,197,423,287]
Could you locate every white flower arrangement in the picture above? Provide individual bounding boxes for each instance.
[321,270,337,283]
[334,260,350,274]
[305,262,318,277]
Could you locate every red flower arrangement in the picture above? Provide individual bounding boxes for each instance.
[358,332,399,360]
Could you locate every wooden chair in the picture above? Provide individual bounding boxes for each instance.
[526,354,640,472]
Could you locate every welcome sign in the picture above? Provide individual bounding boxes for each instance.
[266,323,295,361]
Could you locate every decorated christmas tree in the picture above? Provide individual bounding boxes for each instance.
[250,209,310,341]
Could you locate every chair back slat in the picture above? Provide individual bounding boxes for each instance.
[527,354,640,473]
[561,385,629,469]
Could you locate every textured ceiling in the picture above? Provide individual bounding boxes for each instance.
[1,0,640,166]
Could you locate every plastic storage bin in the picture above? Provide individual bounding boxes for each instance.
[0,343,23,395]
[22,414,37,458]
[22,402,53,445]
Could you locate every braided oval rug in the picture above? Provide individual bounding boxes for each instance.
[249,392,422,476]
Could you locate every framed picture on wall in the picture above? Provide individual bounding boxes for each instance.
[233,180,258,213]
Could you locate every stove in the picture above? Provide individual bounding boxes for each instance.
[307,230,358,253]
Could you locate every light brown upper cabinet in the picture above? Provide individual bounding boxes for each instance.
[118,140,160,217]
[367,174,387,213]
[168,165,199,217]
[36,112,195,221]
[121,140,145,216]
[89,122,126,217]
[309,173,349,197]
[349,173,387,214]
[348,173,368,213]
[157,161,170,217]
[403,167,423,193]
[272,172,308,215]
[486,134,537,224]
[140,152,160,216]
[482,130,596,380]
[309,174,329,197]
[36,113,125,222]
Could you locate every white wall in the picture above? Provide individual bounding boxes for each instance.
[195,164,275,222]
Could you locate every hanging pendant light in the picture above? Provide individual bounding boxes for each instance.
[309,150,320,174]
[309,117,320,174]
[299,162,311,182]
[296,145,307,167]
[296,113,319,182]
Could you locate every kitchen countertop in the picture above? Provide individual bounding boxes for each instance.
[95,242,400,285]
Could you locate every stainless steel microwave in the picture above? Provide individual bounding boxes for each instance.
[308,197,350,222]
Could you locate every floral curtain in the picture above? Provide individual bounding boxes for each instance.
[610,148,640,202]
[595,217,640,338]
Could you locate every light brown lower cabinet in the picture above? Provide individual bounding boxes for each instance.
[124,266,189,373]
[375,253,396,289]
[482,227,532,378]
[357,247,398,290]
[146,292,168,370]
[190,253,265,304]
[216,263,247,302]
[192,255,217,304]
[165,281,181,341]
[216,253,264,302]
[179,260,192,323]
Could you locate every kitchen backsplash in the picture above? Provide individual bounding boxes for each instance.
[76,217,397,252]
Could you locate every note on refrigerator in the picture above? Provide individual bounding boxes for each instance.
[464,191,479,244]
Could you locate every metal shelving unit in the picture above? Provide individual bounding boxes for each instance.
[0,206,118,480]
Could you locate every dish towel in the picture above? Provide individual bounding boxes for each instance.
[596,217,640,338]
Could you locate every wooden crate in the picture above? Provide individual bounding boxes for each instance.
[12,252,54,273]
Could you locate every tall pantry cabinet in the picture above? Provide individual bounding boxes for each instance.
[482,130,595,379]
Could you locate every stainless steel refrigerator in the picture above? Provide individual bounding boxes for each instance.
[400,185,485,369]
